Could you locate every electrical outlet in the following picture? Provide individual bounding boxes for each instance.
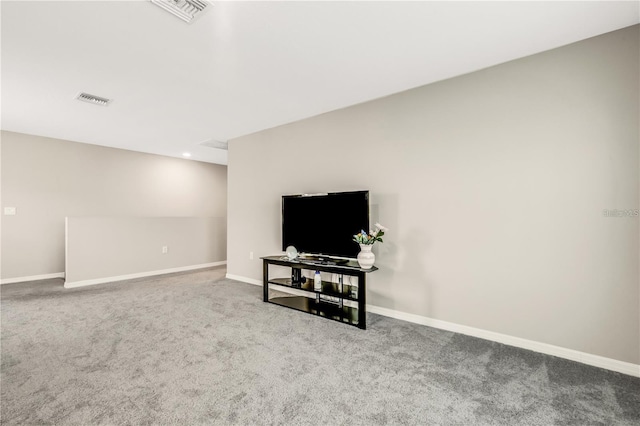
[162,246,168,254]
[249,251,254,260]
[4,207,16,216]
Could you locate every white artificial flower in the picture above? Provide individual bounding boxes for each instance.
[374,223,388,231]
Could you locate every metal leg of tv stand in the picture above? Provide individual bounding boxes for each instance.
[357,271,366,330]
[263,261,269,302]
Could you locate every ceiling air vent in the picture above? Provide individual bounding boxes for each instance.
[76,92,112,106]
[151,0,211,23]
[199,139,228,150]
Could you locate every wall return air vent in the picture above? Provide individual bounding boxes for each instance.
[151,0,211,23]
[76,93,112,106]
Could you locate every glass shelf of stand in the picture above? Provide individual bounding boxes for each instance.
[268,295,359,326]
[267,278,358,301]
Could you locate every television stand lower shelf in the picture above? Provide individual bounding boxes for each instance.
[261,256,378,330]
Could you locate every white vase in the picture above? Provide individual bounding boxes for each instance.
[357,244,375,269]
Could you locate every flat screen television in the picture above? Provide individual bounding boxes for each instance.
[282,190,369,260]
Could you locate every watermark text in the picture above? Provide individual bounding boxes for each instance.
[603,209,639,217]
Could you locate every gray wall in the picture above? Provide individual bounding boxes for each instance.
[227,26,639,364]
[1,130,227,280]
[65,216,225,285]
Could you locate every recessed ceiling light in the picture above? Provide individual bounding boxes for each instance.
[182,152,192,157]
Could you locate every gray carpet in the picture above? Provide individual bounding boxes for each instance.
[1,267,639,425]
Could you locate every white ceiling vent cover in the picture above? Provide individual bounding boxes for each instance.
[151,0,211,23]
[199,139,228,150]
[76,93,112,106]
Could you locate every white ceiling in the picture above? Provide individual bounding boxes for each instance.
[2,1,638,165]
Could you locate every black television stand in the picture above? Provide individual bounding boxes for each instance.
[262,255,378,329]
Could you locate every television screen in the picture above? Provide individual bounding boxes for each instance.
[282,191,369,259]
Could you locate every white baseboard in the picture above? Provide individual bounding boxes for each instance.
[365,304,640,378]
[226,273,262,286]
[64,261,227,289]
[225,273,640,378]
[1,272,66,285]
